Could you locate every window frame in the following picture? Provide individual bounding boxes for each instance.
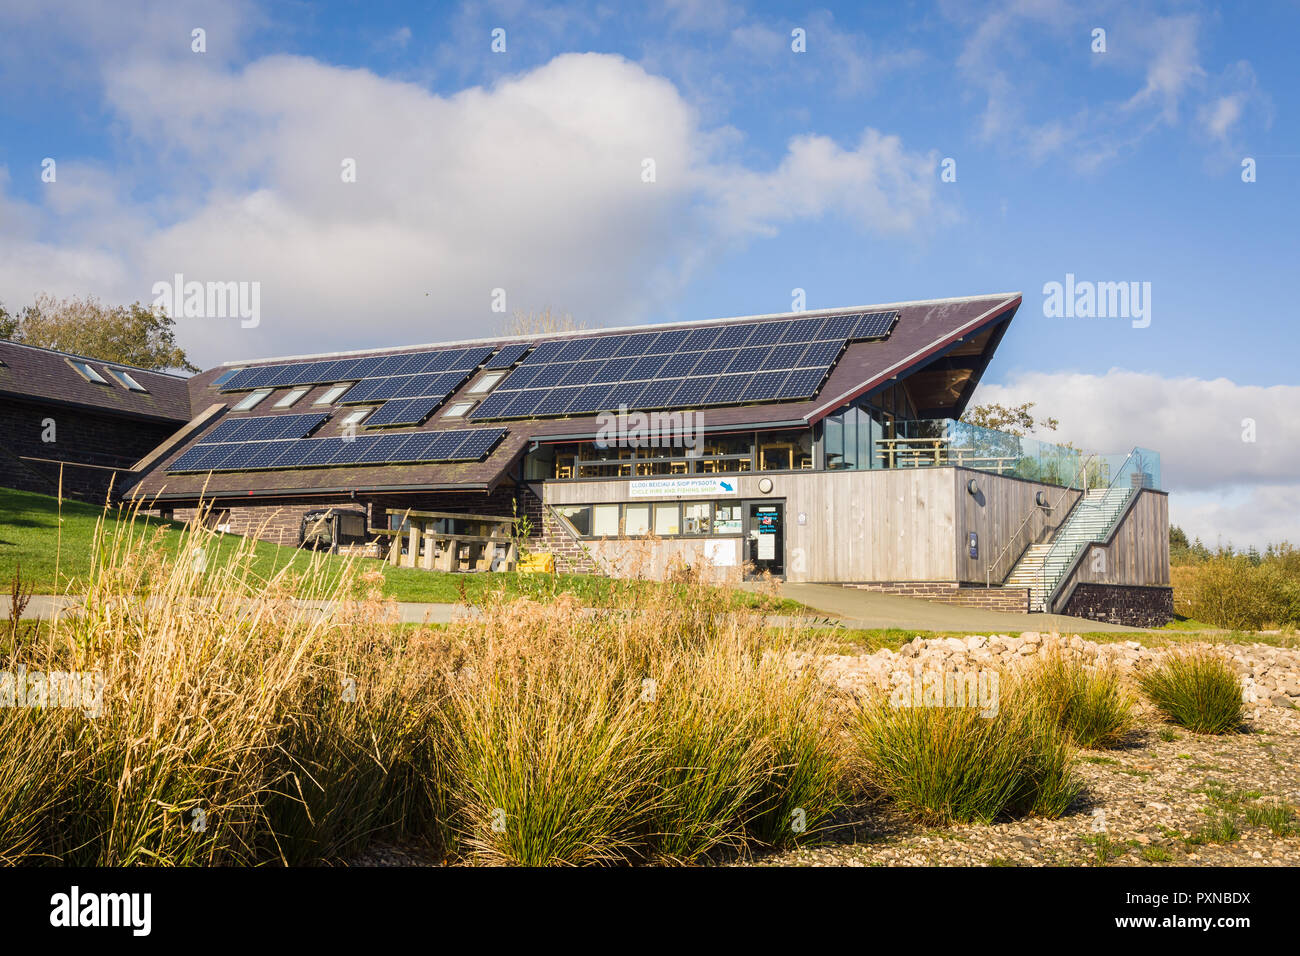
[232,388,272,411]
[467,371,506,394]
[273,386,310,409]
[313,383,352,406]
[104,367,149,392]
[443,400,475,418]
[67,359,109,384]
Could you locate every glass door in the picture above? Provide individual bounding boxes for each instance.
[744,501,785,579]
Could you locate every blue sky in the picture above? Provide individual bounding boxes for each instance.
[0,0,1297,546]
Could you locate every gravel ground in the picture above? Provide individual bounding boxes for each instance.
[351,634,1300,868]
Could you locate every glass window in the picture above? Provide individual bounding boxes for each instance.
[274,386,310,408]
[683,501,711,534]
[68,360,108,384]
[653,503,679,536]
[314,384,351,406]
[233,388,272,411]
[443,401,474,418]
[624,504,650,536]
[556,505,592,536]
[592,504,620,537]
[105,367,148,392]
[341,407,372,427]
[468,372,505,394]
[714,503,743,534]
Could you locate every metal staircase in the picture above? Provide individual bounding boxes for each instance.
[1005,448,1154,611]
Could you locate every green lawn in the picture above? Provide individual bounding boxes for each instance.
[0,486,799,611]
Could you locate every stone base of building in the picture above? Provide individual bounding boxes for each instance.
[842,581,1030,613]
[1059,583,1174,628]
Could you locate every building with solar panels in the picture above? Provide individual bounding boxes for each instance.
[118,292,1173,626]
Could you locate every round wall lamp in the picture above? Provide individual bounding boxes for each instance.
[758,477,774,494]
[1035,491,1049,507]
[966,478,980,496]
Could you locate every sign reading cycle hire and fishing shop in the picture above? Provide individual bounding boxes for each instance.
[628,477,740,498]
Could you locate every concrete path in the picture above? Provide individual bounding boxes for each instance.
[5,585,1140,634]
[745,582,1142,633]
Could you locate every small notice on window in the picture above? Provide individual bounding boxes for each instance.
[757,533,775,560]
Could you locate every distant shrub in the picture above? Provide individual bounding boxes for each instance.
[1173,555,1300,629]
[1139,652,1243,735]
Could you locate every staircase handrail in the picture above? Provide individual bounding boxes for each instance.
[985,452,1097,588]
[1036,447,1142,605]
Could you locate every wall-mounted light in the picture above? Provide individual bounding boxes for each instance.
[758,477,774,494]
[1035,491,1049,507]
[967,478,980,496]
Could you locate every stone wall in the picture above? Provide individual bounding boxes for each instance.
[843,581,1030,613]
[1061,583,1175,629]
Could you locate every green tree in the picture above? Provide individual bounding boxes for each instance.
[4,292,198,372]
[0,302,16,340]
[961,401,1059,436]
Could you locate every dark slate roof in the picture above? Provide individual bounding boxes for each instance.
[125,292,1021,502]
[0,340,193,423]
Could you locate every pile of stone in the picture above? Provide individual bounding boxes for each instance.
[812,633,1300,710]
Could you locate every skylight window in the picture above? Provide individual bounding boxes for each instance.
[340,407,372,427]
[314,384,352,406]
[232,388,272,411]
[67,359,109,384]
[468,371,505,394]
[443,401,474,418]
[104,367,148,392]
[274,386,310,408]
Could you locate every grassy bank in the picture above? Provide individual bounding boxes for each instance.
[0,486,798,612]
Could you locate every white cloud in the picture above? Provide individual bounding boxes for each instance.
[0,50,946,365]
[970,369,1300,548]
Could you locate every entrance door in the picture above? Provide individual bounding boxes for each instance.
[745,501,785,578]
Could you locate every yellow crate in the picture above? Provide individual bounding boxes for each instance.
[517,552,556,574]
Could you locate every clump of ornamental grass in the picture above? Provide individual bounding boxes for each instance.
[1139,651,1244,735]
[851,673,1081,826]
[1022,651,1136,749]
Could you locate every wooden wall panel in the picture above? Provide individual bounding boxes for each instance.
[1065,490,1170,589]
[954,469,1082,585]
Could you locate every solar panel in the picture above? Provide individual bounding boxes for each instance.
[818,314,857,339]
[555,339,594,363]
[531,387,581,417]
[740,371,789,403]
[566,384,616,415]
[446,429,504,460]
[776,366,828,399]
[692,350,739,376]
[581,335,627,360]
[559,360,606,388]
[598,355,637,382]
[273,440,319,468]
[466,391,515,420]
[366,397,442,427]
[800,340,844,367]
[500,390,547,418]
[848,310,898,339]
[500,364,541,389]
[613,332,659,357]
[526,363,571,389]
[725,348,767,374]
[746,322,790,346]
[626,354,669,380]
[659,352,704,377]
[603,381,647,410]
[703,374,753,405]
[423,431,467,459]
[636,379,682,409]
[681,327,720,350]
[714,325,754,349]
[668,377,713,407]
[522,340,567,365]
[651,329,692,353]
[779,317,827,343]
[459,346,495,369]
[486,343,531,368]
[761,343,809,371]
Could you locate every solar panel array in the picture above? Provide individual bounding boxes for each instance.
[469,310,897,421]
[218,346,495,392]
[201,412,329,443]
[167,427,506,473]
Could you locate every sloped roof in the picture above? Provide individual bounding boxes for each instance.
[0,339,192,422]
[125,292,1021,502]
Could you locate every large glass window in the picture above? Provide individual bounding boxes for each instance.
[624,503,651,536]
[556,505,591,536]
[824,404,881,470]
[592,504,620,536]
[653,503,679,536]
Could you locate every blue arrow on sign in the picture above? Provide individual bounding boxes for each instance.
[719,481,734,492]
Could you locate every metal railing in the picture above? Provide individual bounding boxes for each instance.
[985,453,1096,588]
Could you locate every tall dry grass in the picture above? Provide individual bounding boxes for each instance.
[1,501,847,865]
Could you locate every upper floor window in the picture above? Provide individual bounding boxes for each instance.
[314,384,352,406]
[468,371,506,394]
[67,359,108,384]
[104,367,149,392]
[274,386,310,408]
[232,388,272,411]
